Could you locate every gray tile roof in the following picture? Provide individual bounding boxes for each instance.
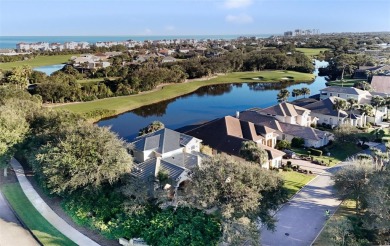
[320,86,369,96]
[301,97,348,117]
[163,152,200,169]
[160,160,186,181]
[131,158,187,183]
[131,128,199,154]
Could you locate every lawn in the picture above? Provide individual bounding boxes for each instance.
[55,70,314,120]
[295,48,330,57]
[325,78,366,87]
[0,183,76,246]
[281,171,314,198]
[313,200,356,246]
[0,54,75,70]
[292,142,361,166]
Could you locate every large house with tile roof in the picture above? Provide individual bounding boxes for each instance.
[185,116,285,169]
[239,110,332,148]
[130,128,204,191]
[255,102,316,127]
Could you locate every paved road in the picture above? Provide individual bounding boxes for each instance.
[0,189,39,246]
[261,167,342,246]
[10,158,100,246]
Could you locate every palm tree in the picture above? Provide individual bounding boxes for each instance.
[333,98,348,124]
[347,98,359,122]
[300,87,310,98]
[359,104,374,117]
[292,89,302,98]
[277,89,290,102]
[371,96,385,123]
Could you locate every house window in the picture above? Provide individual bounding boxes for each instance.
[338,94,340,97]
[330,93,333,96]
[282,134,286,140]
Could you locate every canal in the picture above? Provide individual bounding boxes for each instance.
[98,60,328,141]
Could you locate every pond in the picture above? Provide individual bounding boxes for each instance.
[33,64,64,75]
[98,60,329,141]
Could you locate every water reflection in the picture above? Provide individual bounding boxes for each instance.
[98,60,329,141]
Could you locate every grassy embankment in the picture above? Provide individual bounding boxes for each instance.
[0,183,76,246]
[0,54,75,70]
[56,70,315,120]
[312,200,356,245]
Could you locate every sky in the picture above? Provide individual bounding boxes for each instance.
[0,0,389,36]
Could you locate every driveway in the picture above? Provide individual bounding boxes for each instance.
[0,189,39,246]
[261,166,342,246]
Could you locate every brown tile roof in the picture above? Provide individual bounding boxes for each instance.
[371,76,390,94]
[184,116,281,159]
[258,102,309,117]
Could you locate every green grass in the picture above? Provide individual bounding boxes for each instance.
[313,200,356,246]
[326,78,366,87]
[55,70,314,120]
[0,54,75,70]
[0,183,76,246]
[281,171,314,198]
[295,48,330,57]
[292,142,361,167]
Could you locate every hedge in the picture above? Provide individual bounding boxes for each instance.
[309,148,322,156]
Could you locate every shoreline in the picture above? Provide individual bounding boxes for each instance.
[51,70,315,122]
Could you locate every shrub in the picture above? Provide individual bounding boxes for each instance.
[309,148,322,156]
[291,137,305,148]
[286,161,292,167]
[275,140,291,150]
[361,144,370,150]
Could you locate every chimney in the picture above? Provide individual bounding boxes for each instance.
[155,157,161,177]
[236,111,240,118]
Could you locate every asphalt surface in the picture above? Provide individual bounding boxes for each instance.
[261,167,342,246]
[0,189,39,246]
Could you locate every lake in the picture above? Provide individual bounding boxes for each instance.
[98,60,328,141]
[33,64,64,75]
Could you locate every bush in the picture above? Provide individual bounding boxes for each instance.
[276,140,291,150]
[361,144,370,150]
[291,137,305,148]
[286,161,292,167]
[309,148,322,156]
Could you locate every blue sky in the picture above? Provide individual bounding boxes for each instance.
[0,0,389,36]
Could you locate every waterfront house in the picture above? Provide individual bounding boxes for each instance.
[239,110,332,148]
[319,86,371,104]
[255,102,316,127]
[185,116,284,169]
[129,128,204,192]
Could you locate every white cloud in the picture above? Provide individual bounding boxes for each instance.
[224,0,253,9]
[225,14,253,24]
[165,25,175,31]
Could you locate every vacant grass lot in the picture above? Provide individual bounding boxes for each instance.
[56,70,314,119]
[0,54,75,70]
[1,183,76,246]
[281,171,314,198]
[313,200,356,246]
[296,48,330,57]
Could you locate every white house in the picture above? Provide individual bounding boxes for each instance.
[319,86,371,104]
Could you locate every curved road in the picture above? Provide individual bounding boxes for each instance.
[0,189,39,246]
[261,166,342,246]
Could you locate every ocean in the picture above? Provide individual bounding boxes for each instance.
[0,34,275,49]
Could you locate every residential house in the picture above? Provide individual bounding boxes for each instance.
[0,49,17,55]
[255,102,316,127]
[239,110,332,148]
[319,86,386,124]
[185,116,284,169]
[319,86,371,104]
[162,56,177,63]
[130,128,204,191]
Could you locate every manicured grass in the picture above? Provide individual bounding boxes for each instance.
[313,200,356,246]
[292,142,361,166]
[55,70,314,120]
[326,78,366,87]
[296,48,330,57]
[0,183,76,246]
[0,54,75,70]
[281,171,314,198]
